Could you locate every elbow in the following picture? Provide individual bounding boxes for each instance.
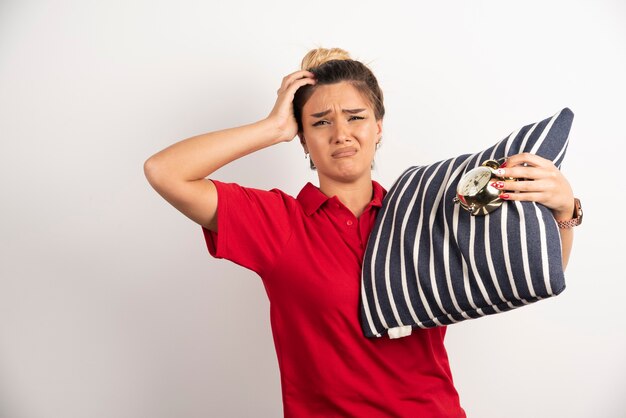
[143,154,166,190]
[143,155,156,183]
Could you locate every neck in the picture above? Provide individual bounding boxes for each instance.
[318,175,374,218]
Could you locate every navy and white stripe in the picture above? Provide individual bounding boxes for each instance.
[360,108,574,338]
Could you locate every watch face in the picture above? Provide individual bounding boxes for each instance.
[457,166,492,197]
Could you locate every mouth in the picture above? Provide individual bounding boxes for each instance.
[332,147,358,158]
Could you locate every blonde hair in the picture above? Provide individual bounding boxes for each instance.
[300,47,352,70]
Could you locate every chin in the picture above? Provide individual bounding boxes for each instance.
[327,164,370,183]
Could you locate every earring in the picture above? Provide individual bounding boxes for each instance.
[372,138,381,169]
[305,152,316,170]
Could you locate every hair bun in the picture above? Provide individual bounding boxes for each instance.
[300,47,352,70]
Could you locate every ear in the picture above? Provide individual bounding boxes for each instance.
[298,132,309,153]
[376,119,383,142]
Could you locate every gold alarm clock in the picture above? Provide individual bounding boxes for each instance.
[453,159,513,216]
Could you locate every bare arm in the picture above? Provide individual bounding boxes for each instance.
[557,227,574,271]
[143,70,316,231]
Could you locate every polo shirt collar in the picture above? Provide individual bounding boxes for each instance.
[297,181,385,216]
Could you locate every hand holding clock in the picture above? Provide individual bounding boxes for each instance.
[493,152,575,222]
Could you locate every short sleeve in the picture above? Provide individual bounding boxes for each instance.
[202,180,294,276]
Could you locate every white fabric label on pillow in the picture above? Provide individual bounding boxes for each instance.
[387,325,413,339]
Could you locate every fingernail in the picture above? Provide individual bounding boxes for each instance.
[495,168,506,177]
[490,181,505,189]
[500,160,508,168]
[499,193,510,200]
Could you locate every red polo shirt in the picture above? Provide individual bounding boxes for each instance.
[203,180,465,418]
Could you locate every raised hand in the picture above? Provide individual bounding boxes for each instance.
[266,70,316,142]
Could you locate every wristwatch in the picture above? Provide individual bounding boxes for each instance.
[453,159,512,216]
[556,198,583,229]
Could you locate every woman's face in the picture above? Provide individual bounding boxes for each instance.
[300,81,383,183]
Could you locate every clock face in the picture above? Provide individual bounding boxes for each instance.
[457,166,492,197]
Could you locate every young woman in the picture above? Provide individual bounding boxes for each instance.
[144,48,576,417]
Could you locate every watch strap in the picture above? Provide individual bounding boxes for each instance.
[556,198,583,229]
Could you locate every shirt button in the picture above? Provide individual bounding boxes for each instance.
[346,220,353,226]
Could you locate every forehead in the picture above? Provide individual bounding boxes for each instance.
[303,82,371,113]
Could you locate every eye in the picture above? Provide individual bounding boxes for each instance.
[312,120,329,127]
[349,115,365,121]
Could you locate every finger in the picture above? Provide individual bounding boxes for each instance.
[504,152,552,168]
[282,70,315,84]
[494,166,548,180]
[278,76,316,98]
[499,191,545,202]
[277,74,316,95]
[279,70,316,91]
[499,179,549,193]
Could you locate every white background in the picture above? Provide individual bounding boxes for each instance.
[1,1,625,417]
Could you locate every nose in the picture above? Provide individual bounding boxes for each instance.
[332,120,351,143]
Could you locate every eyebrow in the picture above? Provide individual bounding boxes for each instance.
[310,108,367,118]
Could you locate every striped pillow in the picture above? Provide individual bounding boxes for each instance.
[360,108,574,338]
